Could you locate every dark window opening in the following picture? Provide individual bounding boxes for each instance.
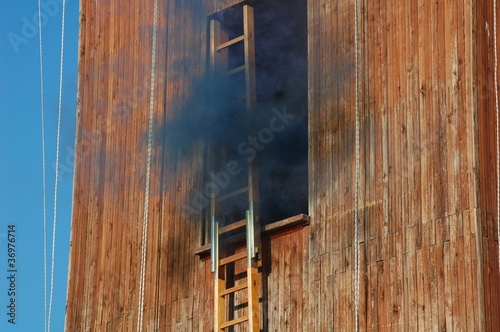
[253,0,308,223]
[206,0,308,230]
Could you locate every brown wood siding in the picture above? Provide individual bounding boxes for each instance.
[66,0,210,330]
[476,0,500,329]
[66,0,500,331]
[306,0,498,330]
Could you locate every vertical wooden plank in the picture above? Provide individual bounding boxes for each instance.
[444,241,453,331]
[311,254,322,331]
[276,234,288,331]
[323,0,334,268]
[289,233,302,331]
[406,228,418,330]
[359,242,367,332]
[378,0,390,261]
[316,0,328,259]
[457,236,468,332]
[417,0,431,227]
[301,228,311,331]
[307,0,321,260]
[320,253,330,332]
[462,210,476,330]
[336,0,348,251]
[330,0,341,254]
[456,0,471,213]
[345,245,353,331]
[366,260,376,331]
[376,260,388,331]
[446,0,461,218]
[429,244,439,331]
[337,254,346,331]
[270,235,280,330]
[437,0,449,222]
[332,271,341,331]
[489,238,500,331]
[436,244,446,331]
[390,233,403,331]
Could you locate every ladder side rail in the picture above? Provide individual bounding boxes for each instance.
[243,3,261,266]
[246,209,256,264]
[210,216,219,273]
[247,265,260,332]
[210,7,261,332]
[209,18,228,274]
[210,19,229,72]
[214,265,226,332]
[210,19,230,332]
[244,6,261,332]
[243,5,257,108]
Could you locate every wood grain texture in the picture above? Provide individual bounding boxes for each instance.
[66,0,499,331]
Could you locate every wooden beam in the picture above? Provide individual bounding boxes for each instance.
[219,219,246,234]
[219,252,247,266]
[216,35,244,51]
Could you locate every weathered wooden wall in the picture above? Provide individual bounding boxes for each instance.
[476,1,500,329]
[305,0,499,330]
[65,0,500,331]
[66,0,227,330]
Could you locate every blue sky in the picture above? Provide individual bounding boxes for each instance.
[0,1,79,331]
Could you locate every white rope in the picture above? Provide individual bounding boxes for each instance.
[37,0,48,331]
[48,0,66,330]
[353,0,361,331]
[136,0,159,330]
[494,0,500,276]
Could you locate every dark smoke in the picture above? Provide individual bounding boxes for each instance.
[159,0,309,223]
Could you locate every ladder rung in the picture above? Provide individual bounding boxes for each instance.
[216,186,248,202]
[219,219,246,234]
[220,316,249,329]
[219,252,247,266]
[228,65,245,75]
[216,35,244,51]
[219,283,248,296]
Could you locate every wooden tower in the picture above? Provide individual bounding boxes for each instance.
[65,0,500,330]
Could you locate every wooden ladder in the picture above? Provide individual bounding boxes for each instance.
[209,5,260,332]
